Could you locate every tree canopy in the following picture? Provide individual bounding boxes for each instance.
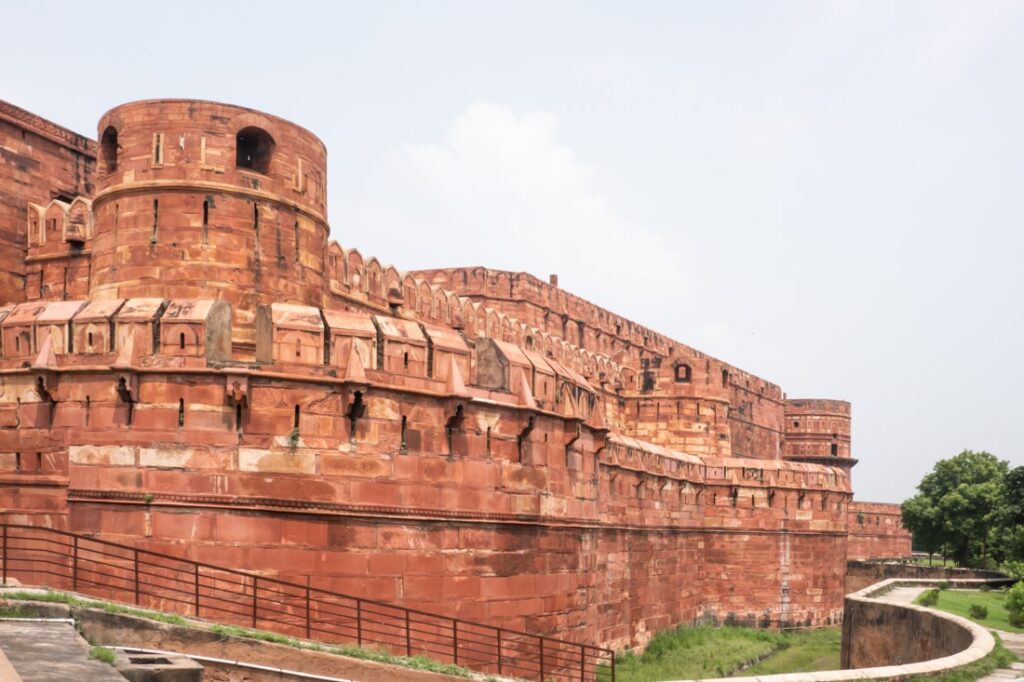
[901,450,1022,568]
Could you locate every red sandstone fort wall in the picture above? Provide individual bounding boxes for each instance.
[0,98,906,653]
[847,501,912,560]
[0,101,96,306]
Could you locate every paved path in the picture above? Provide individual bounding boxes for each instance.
[881,586,927,605]
[0,620,126,681]
[880,586,1024,682]
[978,628,1024,682]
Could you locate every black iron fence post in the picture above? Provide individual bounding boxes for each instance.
[72,534,78,592]
[405,610,411,656]
[133,549,140,604]
[453,620,459,666]
[194,564,200,616]
[252,576,259,628]
[540,637,545,681]
[1,525,7,586]
[305,586,312,639]
[496,629,502,676]
[356,599,363,646]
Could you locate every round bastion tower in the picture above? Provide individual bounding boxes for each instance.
[89,100,329,347]
[783,399,855,475]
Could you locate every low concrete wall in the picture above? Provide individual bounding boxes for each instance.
[846,560,1010,594]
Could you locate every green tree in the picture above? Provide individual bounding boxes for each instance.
[1003,466,1024,527]
[904,450,1008,567]
[901,493,944,564]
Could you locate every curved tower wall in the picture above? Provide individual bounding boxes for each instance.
[783,399,853,467]
[89,100,329,344]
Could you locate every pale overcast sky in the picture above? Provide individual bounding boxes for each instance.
[4,1,1022,503]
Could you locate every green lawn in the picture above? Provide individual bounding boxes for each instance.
[743,627,841,675]
[914,589,1024,633]
[615,625,841,681]
[903,556,956,567]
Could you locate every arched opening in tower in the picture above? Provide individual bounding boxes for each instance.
[101,126,118,172]
[236,127,275,174]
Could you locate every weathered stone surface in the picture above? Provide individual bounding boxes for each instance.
[0,96,911,653]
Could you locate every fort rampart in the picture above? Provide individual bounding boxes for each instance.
[0,98,910,651]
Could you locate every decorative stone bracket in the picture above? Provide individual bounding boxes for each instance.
[223,369,250,406]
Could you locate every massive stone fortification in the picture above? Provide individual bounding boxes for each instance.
[0,98,909,650]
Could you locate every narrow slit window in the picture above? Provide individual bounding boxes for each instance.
[87,331,93,348]
[294,220,300,262]
[153,133,163,164]
[179,332,186,350]
[403,351,409,369]
[15,453,21,472]
[294,405,301,430]
[235,403,243,432]
[36,453,42,471]
[202,199,210,244]
[151,199,159,243]
[831,443,838,456]
[178,399,185,427]
[84,396,91,426]
[400,415,408,451]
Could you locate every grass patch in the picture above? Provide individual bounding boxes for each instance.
[742,627,841,675]
[1,590,189,626]
[905,634,1017,681]
[914,589,1024,633]
[900,556,957,567]
[89,645,115,664]
[615,625,841,681]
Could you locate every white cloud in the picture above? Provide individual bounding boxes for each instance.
[365,102,693,324]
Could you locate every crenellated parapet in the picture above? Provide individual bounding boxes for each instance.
[0,96,903,651]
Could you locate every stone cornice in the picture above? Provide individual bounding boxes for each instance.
[66,488,848,536]
[0,99,95,156]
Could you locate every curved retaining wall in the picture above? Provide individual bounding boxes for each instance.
[846,562,1012,595]
[665,578,997,682]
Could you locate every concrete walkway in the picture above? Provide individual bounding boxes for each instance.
[0,620,126,681]
[978,628,1024,682]
[882,585,929,605]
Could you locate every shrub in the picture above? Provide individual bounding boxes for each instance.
[1001,561,1024,579]
[980,584,991,592]
[919,588,940,607]
[968,604,988,619]
[1007,582,1024,627]
[938,580,951,591]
